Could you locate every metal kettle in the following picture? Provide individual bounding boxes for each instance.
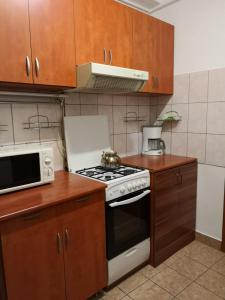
[101,150,121,169]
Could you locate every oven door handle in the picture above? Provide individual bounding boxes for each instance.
[109,190,151,207]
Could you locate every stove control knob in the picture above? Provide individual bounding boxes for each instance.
[44,157,52,165]
[128,184,132,191]
[120,186,126,194]
[133,183,137,189]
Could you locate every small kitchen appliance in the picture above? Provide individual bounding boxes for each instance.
[64,115,150,285]
[142,126,165,156]
[101,150,121,169]
[0,145,54,195]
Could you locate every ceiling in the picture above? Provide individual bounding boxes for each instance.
[118,0,179,13]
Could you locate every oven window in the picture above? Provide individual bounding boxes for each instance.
[0,153,41,190]
[106,189,150,259]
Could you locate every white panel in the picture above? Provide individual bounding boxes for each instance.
[196,164,225,240]
[64,116,111,171]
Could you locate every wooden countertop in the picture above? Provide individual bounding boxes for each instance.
[0,171,106,222]
[121,154,197,173]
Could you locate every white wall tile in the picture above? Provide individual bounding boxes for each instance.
[65,105,81,116]
[161,131,172,154]
[138,106,150,132]
[113,106,126,134]
[113,134,126,156]
[0,104,14,146]
[113,95,126,106]
[65,93,80,105]
[208,68,225,102]
[12,103,40,144]
[138,132,143,154]
[188,103,207,133]
[149,106,157,125]
[126,96,139,106]
[41,140,65,171]
[172,103,189,133]
[207,102,225,134]
[206,134,225,167]
[127,133,139,156]
[98,94,113,105]
[189,71,208,103]
[81,105,98,115]
[171,74,189,104]
[80,93,98,104]
[98,105,113,134]
[126,106,139,133]
[187,133,206,163]
[171,132,188,156]
[138,96,150,106]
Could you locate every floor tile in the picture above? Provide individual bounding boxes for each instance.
[164,250,185,266]
[196,269,225,299]
[118,271,148,293]
[129,281,173,300]
[169,255,207,280]
[181,241,224,267]
[211,256,225,276]
[176,282,221,300]
[151,267,191,296]
[140,263,166,279]
[101,287,126,300]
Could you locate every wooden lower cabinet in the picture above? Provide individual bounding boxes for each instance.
[151,163,197,266]
[0,191,107,300]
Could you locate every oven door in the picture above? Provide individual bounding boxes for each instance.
[106,188,150,260]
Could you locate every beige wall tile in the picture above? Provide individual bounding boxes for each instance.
[150,106,157,125]
[41,140,64,171]
[65,105,81,116]
[162,132,172,154]
[171,74,189,104]
[12,103,40,144]
[207,102,225,134]
[113,134,126,156]
[188,133,206,163]
[171,132,188,156]
[113,95,126,106]
[208,68,225,102]
[138,106,150,132]
[81,105,98,115]
[138,96,150,106]
[188,103,207,133]
[113,106,126,134]
[189,71,209,103]
[80,93,98,104]
[206,134,225,166]
[138,132,143,153]
[65,93,80,105]
[172,104,188,133]
[98,94,113,105]
[98,105,113,134]
[126,106,139,133]
[127,95,139,106]
[0,104,14,146]
[127,133,139,156]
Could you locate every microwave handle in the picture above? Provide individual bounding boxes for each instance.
[109,190,150,208]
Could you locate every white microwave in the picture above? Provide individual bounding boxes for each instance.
[0,146,54,195]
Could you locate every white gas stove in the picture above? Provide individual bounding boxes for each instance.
[64,115,150,286]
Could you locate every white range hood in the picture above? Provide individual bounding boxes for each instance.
[71,63,149,94]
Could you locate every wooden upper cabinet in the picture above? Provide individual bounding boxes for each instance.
[106,0,132,68]
[74,0,108,65]
[74,0,132,68]
[29,0,76,87]
[133,10,174,94]
[1,209,66,300]
[0,0,33,84]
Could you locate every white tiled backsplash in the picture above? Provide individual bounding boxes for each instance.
[1,67,225,170]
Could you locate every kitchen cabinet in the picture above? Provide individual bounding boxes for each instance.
[0,191,107,300]
[132,10,174,94]
[0,0,75,88]
[151,162,197,266]
[74,0,132,68]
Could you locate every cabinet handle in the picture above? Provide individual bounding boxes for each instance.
[25,56,31,77]
[64,229,69,248]
[109,49,112,65]
[103,48,107,64]
[57,233,62,254]
[76,196,90,203]
[35,57,40,77]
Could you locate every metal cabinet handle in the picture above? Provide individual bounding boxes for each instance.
[57,233,62,254]
[35,57,40,77]
[109,49,112,65]
[64,229,69,248]
[76,196,90,203]
[103,48,107,64]
[25,56,31,77]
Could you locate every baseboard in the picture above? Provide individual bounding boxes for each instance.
[195,232,222,250]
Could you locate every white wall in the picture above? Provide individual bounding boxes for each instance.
[152,0,225,75]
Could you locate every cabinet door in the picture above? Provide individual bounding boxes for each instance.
[0,0,33,84]
[133,11,174,94]
[1,209,66,300]
[107,0,132,68]
[61,192,107,300]
[74,0,108,65]
[29,0,76,87]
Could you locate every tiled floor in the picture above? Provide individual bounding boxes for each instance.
[99,241,225,299]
